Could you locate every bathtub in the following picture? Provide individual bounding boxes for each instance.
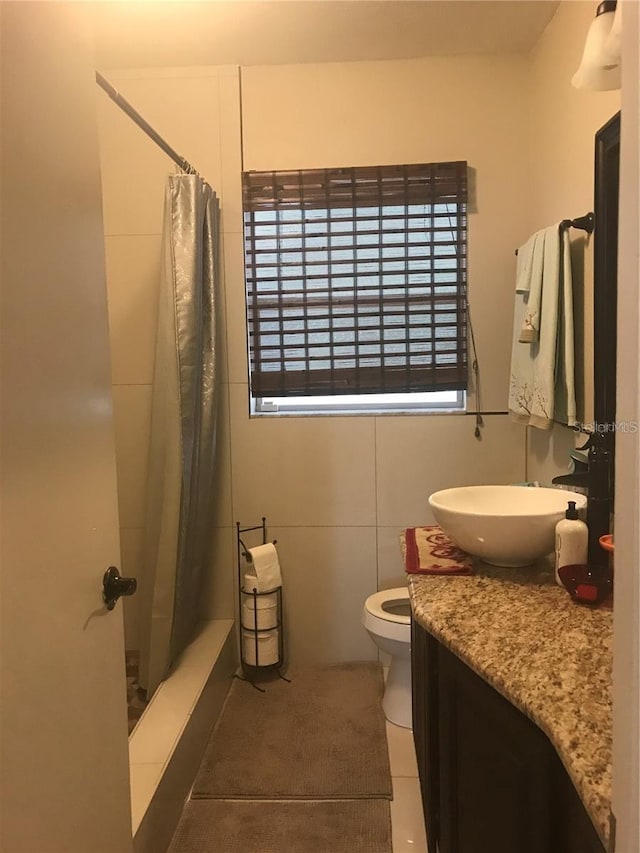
[129,619,236,853]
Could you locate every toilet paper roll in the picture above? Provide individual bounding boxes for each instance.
[246,543,282,592]
[242,572,278,607]
[242,628,279,667]
[242,600,278,630]
[243,572,259,592]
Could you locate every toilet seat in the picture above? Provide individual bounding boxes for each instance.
[362,587,413,728]
[364,588,411,624]
[362,587,411,643]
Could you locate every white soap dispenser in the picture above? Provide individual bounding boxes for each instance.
[555,500,588,586]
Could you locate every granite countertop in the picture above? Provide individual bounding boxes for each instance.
[408,557,613,847]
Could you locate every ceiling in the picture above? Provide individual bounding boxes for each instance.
[92,1,561,69]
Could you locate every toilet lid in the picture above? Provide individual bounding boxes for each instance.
[365,588,411,624]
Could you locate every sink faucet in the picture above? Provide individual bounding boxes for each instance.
[552,432,612,567]
[551,471,590,488]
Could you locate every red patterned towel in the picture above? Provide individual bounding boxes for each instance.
[404,526,474,575]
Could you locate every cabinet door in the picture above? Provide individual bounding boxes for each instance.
[551,754,607,853]
[438,644,551,853]
[411,619,439,852]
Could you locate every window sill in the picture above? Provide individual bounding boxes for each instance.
[249,407,468,419]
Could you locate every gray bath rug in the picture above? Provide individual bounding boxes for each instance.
[192,662,392,799]
[168,799,393,853]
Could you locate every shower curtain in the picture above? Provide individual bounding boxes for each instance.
[139,174,220,698]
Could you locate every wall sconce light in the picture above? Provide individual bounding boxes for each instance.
[572,0,621,91]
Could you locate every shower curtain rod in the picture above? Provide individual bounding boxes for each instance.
[95,71,199,177]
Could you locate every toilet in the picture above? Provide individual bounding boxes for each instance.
[362,588,412,729]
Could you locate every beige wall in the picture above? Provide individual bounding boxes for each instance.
[524,1,620,485]
[97,67,239,649]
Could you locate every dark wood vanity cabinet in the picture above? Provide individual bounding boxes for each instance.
[550,765,609,853]
[438,641,551,853]
[411,617,440,846]
[411,620,606,853]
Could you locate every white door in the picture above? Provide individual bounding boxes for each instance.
[0,4,133,852]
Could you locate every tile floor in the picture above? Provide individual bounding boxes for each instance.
[132,651,427,852]
[386,721,428,853]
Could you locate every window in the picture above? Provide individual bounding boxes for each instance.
[243,161,468,412]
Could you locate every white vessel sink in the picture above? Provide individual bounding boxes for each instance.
[428,485,587,568]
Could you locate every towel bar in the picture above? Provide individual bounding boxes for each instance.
[515,212,594,254]
[560,212,595,234]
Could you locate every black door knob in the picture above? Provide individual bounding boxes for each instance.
[102,566,137,611]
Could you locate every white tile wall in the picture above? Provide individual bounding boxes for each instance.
[210,382,233,529]
[228,412,524,664]
[98,75,223,236]
[217,74,244,236]
[527,421,578,486]
[120,527,145,649]
[376,527,409,592]
[222,233,249,384]
[100,64,528,662]
[229,384,378,528]
[214,239,230,385]
[375,414,526,528]
[267,525,379,664]
[111,384,153,529]
[104,235,161,385]
[200,526,235,620]
[97,96,168,237]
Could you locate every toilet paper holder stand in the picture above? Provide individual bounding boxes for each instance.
[236,518,288,691]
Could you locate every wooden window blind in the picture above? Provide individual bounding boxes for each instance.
[243,161,468,398]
